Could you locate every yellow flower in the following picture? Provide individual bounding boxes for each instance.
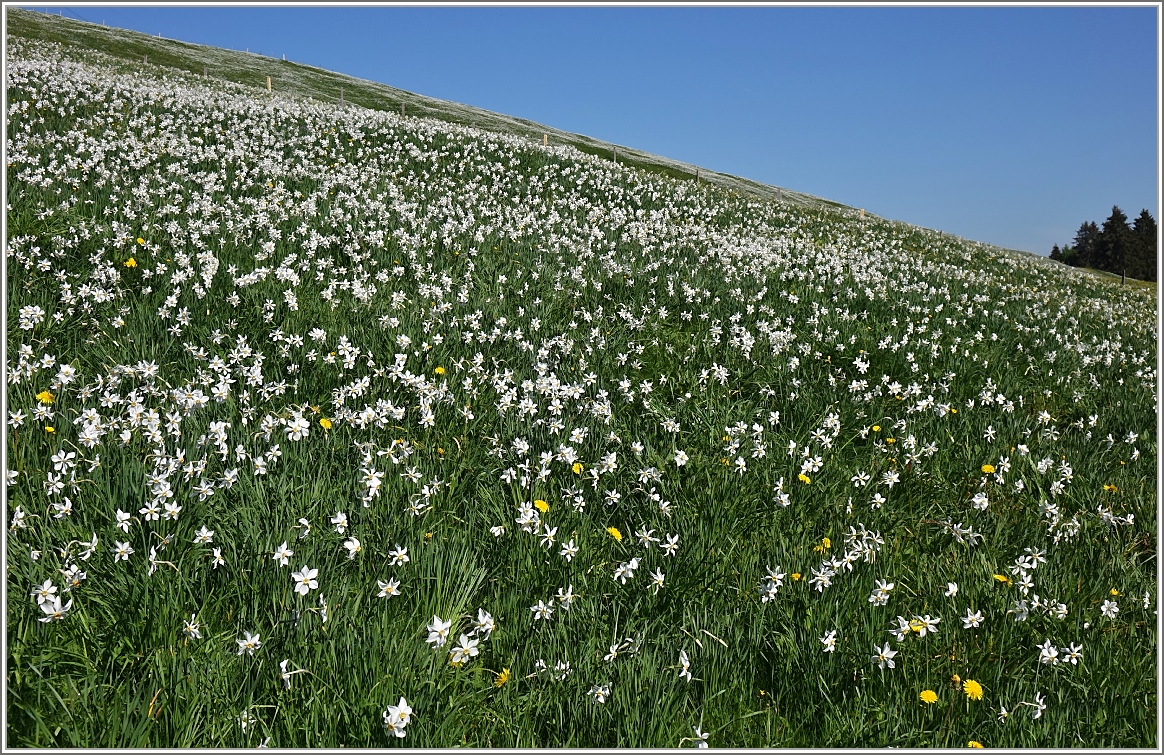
[494,668,511,687]
[1103,483,1118,492]
[950,408,957,414]
[434,366,446,375]
[967,741,984,748]
[814,537,831,554]
[136,237,145,245]
[1110,588,1119,596]
[909,619,926,634]
[44,426,55,433]
[572,462,583,475]
[123,257,137,268]
[993,574,1011,585]
[981,464,995,474]
[886,437,896,444]
[872,425,881,432]
[319,418,332,430]
[962,679,984,700]
[920,689,939,704]
[798,473,811,484]
[35,390,54,405]
[606,527,622,542]
[790,572,802,582]
[534,499,549,513]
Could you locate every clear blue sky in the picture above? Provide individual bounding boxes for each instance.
[38,5,1161,255]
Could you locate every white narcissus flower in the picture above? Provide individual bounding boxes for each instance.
[291,566,318,595]
[426,615,453,648]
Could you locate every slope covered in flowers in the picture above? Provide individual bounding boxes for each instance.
[5,36,1157,748]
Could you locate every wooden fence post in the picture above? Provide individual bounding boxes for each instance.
[143,55,147,65]
[267,76,272,92]
[543,134,548,147]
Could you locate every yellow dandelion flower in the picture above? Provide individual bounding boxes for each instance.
[44,426,55,433]
[962,679,984,700]
[136,237,145,245]
[319,418,332,430]
[434,366,446,375]
[950,408,957,414]
[1110,588,1119,596]
[534,500,549,513]
[1103,483,1118,492]
[886,437,896,444]
[790,572,802,582]
[572,462,583,475]
[967,741,984,748]
[606,526,622,542]
[494,667,511,687]
[35,390,54,405]
[814,537,831,554]
[920,689,939,704]
[798,473,811,484]
[872,425,881,432]
[981,464,995,474]
[993,574,1011,585]
[123,257,137,268]
[909,619,926,634]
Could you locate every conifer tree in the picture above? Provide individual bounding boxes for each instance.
[1098,206,1131,277]
[1071,220,1100,269]
[1130,209,1157,282]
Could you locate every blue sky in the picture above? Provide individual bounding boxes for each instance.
[38,5,1161,255]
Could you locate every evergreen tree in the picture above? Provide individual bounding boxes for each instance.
[1049,244,1062,261]
[1071,220,1100,268]
[1097,205,1131,276]
[1130,209,1157,282]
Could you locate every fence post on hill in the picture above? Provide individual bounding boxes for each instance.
[543,134,548,147]
[613,146,617,163]
[777,188,782,201]
[143,55,147,65]
[340,87,343,105]
[267,76,272,93]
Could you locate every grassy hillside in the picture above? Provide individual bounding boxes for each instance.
[5,7,848,211]
[4,9,1158,749]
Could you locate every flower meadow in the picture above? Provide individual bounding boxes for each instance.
[4,35,1158,748]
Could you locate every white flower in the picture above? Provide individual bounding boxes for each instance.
[272,541,293,567]
[236,631,262,656]
[531,600,555,620]
[1037,638,1059,665]
[426,615,453,648]
[678,649,692,682]
[588,683,611,703]
[674,450,689,466]
[1100,599,1119,619]
[342,536,362,559]
[819,629,837,652]
[377,577,401,598]
[944,582,958,597]
[962,608,984,629]
[872,642,897,669]
[291,566,319,595]
[382,696,413,738]
[449,634,480,665]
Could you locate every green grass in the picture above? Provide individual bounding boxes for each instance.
[4,11,1158,748]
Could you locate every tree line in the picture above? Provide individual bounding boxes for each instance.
[1050,206,1157,283]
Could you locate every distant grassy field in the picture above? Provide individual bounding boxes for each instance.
[4,10,1158,748]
